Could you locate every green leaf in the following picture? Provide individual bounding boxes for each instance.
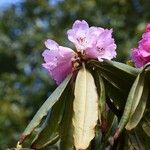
[30,92,66,149]
[87,60,139,109]
[91,70,106,125]
[128,129,145,150]
[88,60,139,89]
[19,74,72,144]
[127,124,150,150]
[88,60,140,77]
[126,64,150,130]
[126,81,148,130]
[113,73,143,138]
[98,74,106,127]
[60,85,74,150]
[88,60,139,91]
[142,117,150,137]
[104,60,140,76]
[142,110,150,137]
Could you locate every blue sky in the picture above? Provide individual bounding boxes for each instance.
[0,0,61,11]
[0,0,22,5]
[0,0,23,9]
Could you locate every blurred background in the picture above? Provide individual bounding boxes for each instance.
[0,0,150,149]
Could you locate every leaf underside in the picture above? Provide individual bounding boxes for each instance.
[73,66,98,150]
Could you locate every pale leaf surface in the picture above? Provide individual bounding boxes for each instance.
[73,66,98,150]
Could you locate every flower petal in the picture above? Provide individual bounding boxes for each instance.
[146,23,150,32]
[45,39,59,50]
[85,29,116,61]
[131,48,146,68]
[67,20,95,51]
[131,23,150,67]
[42,40,75,84]
[72,20,89,29]
[48,61,73,85]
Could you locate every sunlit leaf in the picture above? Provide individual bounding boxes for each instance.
[73,65,98,149]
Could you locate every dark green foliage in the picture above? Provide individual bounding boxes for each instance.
[88,60,140,109]
[87,60,150,150]
[30,80,72,149]
[59,85,74,150]
[7,60,150,150]
[19,74,72,144]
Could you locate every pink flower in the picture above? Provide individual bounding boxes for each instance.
[67,20,96,51]
[131,23,150,68]
[146,23,150,32]
[67,20,117,61]
[85,29,117,61]
[42,20,117,84]
[42,39,75,84]
[131,48,147,68]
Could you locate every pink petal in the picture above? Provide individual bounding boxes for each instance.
[49,61,72,85]
[89,27,104,37]
[67,20,95,51]
[72,20,89,29]
[131,48,146,68]
[85,29,116,61]
[132,24,150,67]
[45,39,59,50]
[42,40,75,84]
[146,23,150,32]
[139,38,150,52]
[42,49,58,63]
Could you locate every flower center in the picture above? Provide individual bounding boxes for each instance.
[71,51,88,71]
[97,47,105,54]
[77,37,87,46]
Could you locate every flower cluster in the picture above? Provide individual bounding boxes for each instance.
[131,23,150,68]
[42,20,117,84]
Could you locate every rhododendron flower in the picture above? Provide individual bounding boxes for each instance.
[131,23,150,68]
[67,20,117,61]
[146,23,150,32]
[42,20,117,84]
[42,39,75,84]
